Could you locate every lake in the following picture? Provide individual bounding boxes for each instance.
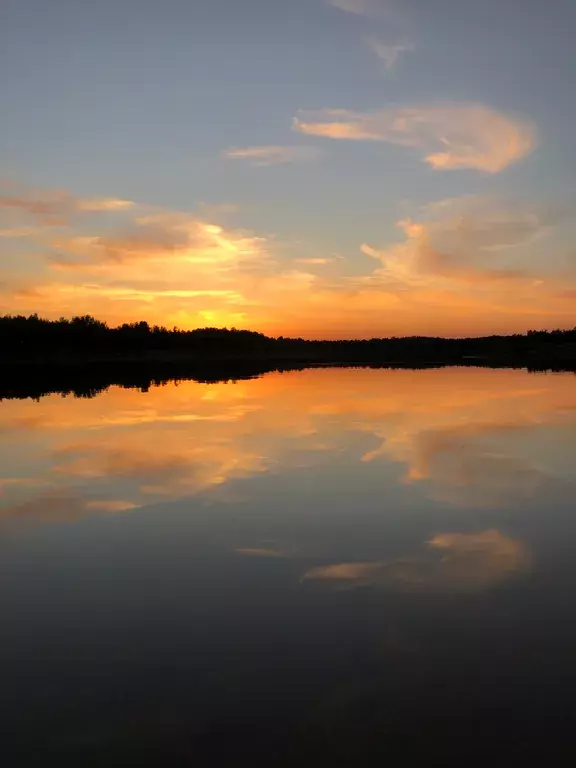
[1,366,576,765]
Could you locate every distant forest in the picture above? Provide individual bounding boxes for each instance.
[0,313,576,400]
[2,313,576,367]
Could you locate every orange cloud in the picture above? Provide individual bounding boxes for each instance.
[76,198,135,212]
[0,227,41,238]
[0,180,134,225]
[0,490,141,529]
[360,196,554,286]
[293,257,333,265]
[0,182,291,329]
[293,103,536,173]
[3,181,576,339]
[49,213,268,272]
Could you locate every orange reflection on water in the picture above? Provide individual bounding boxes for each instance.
[0,366,575,526]
[303,529,530,593]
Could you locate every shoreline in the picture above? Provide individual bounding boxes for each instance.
[0,356,574,401]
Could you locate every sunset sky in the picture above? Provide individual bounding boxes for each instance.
[2,0,576,338]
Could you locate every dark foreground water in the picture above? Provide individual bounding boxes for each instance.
[1,367,576,766]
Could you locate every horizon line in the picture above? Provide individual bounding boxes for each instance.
[1,312,574,343]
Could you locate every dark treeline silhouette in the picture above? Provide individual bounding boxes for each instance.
[3,313,576,364]
[1,313,576,400]
[0,314,276,360]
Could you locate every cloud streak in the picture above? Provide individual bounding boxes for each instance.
[236,548,286,558]
[223,145,320,166]
[0,181,134,225]
[293,103,536,173]
[49,215,267,271]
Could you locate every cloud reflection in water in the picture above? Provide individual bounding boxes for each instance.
[303,530,530,593]
[0,367,574,532]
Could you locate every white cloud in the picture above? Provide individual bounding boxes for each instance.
[367,38,413,70]
[293,102,536,173]
[223,145,320,166]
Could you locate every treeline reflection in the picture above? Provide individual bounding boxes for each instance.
[1,360,576,401]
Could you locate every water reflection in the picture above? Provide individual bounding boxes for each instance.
[303,530,529,592]
[2,367,576,763]
[0,367,575,527]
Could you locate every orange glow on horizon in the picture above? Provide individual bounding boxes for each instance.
[2,181,576,339]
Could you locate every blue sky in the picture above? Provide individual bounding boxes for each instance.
[1,0,576,337]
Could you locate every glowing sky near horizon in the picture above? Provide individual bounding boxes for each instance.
[2,0,576,338]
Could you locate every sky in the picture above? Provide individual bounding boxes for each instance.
[1,0,576,339]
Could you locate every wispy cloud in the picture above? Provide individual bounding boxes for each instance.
[223,145,320,167]
[326,0,390,19]
[293,257,333,265]
[0,181,134,225]
[293,102,536,173]
[4,180,576,339]
[0,227,41,238]
[367,38,413,70]
[360,196,558,286]
[0,181,332,332]
[236,548,286,558]
[76,198,135,212]
[0,491,140,529]
[48,215,267,271]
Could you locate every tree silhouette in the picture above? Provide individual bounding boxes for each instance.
[0,313,576,374]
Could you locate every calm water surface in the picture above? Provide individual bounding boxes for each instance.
[1,367,576,765]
